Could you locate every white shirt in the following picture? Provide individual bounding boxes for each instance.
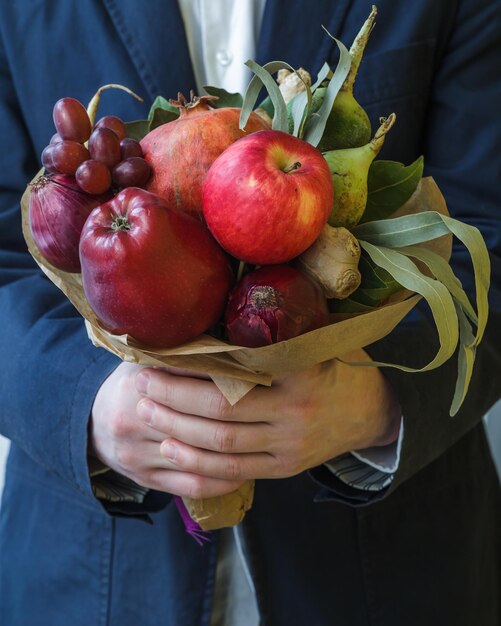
[178,0,267,95]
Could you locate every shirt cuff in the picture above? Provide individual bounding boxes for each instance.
[324,417,404,492]
[88,456,149,504]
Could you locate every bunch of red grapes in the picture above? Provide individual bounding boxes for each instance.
[41,98,151,194]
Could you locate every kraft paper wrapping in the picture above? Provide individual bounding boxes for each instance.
[21,175,450,530]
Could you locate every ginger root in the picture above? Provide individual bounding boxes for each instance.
[297,225,361,299]
[276,67,312,104]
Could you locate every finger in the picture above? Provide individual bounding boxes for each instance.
[137,468,244,499]
[151,365,211,380]
[159,438,281,481]
[135,368,283,422]
[112,439,175,474]
[137,399,276,453]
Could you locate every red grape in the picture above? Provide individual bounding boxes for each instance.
[119,137,143,160]
[88,127,121,168]
[112,157,152,189]
[41,145,58,173]
[49,132,62,145]
[75,160,111,194]
[52,140,90,175]
[53,98,91,143]
[95,115,126,141]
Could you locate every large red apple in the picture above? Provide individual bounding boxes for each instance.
[202,130,334,264]
[79,188,233,348]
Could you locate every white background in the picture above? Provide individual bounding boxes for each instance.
[1,401,500,499]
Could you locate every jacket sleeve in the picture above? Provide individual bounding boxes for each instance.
[0,31,160,513]
[312,0,501,503]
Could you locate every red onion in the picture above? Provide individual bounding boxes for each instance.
[225,265,330,347]
[28,174,112,272]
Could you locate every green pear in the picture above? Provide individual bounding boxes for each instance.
[316,6,377,151]
[323,113,396,229]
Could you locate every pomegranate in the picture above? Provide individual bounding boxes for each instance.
[140,92,269,215]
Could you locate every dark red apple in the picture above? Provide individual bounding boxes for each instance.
[202,130,334,264]
[79,188,234,348]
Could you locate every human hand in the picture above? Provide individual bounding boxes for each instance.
[134,349,401,483]
[89,362,245,499]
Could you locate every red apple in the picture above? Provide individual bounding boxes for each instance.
[79,188,234,348]
[202,130,334,264]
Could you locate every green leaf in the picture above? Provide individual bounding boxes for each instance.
[303,38,351,147]
[359,251,401,291]
[290,62,330,138]
[397,244,480,415]
[125,119,150,141]
[358,241,459,371]
[240,60,294,132]
[148,96,179,120]
[450,303,476,416]
[361,156,424,222]
[330,297,378,314]
[146,96,179,131]
[256,95,274,118]
[204,86,243,108]
[353,211,450,247]
[355,211,490,349]
[439,215,490,347]
[400,246,477,325]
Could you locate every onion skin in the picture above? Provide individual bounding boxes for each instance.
[225,265,330,347]
[28,174,112,272]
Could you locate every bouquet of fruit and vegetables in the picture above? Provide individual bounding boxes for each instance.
[21,7,490,534]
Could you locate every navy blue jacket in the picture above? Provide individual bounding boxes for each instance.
[0,1,500,625]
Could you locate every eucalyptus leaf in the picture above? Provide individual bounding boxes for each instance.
[400,246,477,325]
[303,38,351,147]
[355,211,490,349]
[291,62,331,138]
[361,156,424,222]
[240,60,294,132]
[450,303,476,416]
[358,241,459,371]
[440,215,490,347]
[204,86,243,108]
[353,211,449,247]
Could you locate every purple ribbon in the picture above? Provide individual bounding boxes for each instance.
[173,495,211,545]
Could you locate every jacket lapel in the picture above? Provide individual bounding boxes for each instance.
[101,0,196,103]
[256,0,352,77]
[101,0,352,102]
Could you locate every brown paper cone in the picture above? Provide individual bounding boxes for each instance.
[21,175,450,530]
[182,480,255,531]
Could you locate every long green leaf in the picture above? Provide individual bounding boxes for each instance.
[440,215,490,347]
[353,211,449,247]
[362,157,424,222]
[291,62,331,138]
[359,242,459,371]
[303,38,351,147]
[355,211,490,348]
[451,303,476,416]
[401,246,477,325]
[239,60,294,132]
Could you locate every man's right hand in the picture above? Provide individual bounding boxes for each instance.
[89,362,244,499]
